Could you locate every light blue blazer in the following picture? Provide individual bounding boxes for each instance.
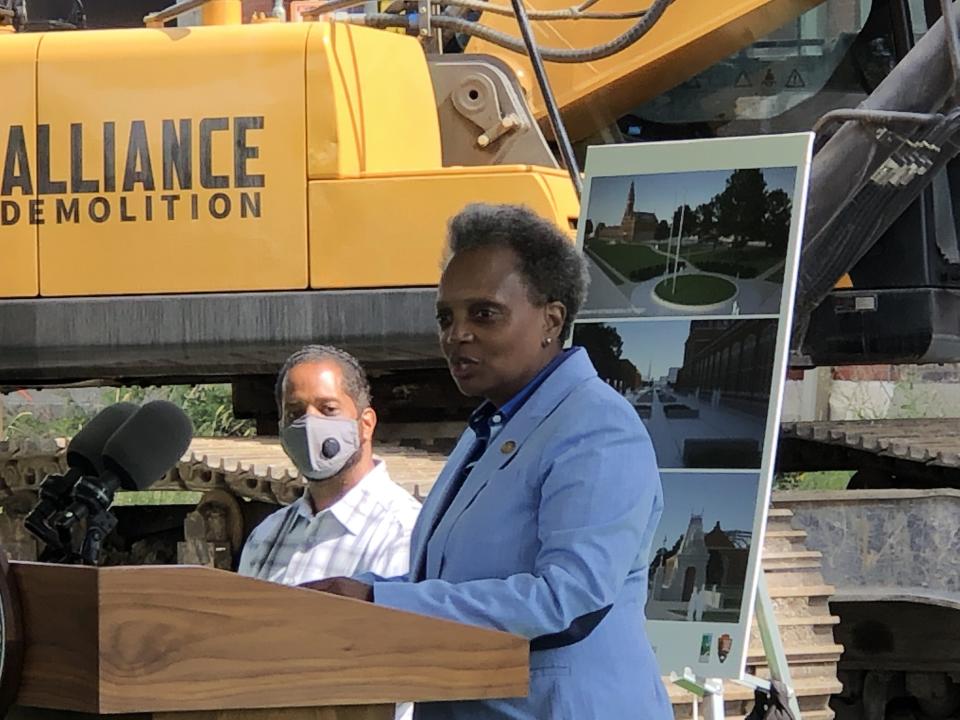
[364,348,672,719]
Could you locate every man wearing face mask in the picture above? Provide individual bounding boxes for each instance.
[237,343,422,600]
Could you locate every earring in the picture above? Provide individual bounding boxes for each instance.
[542,337,553,348]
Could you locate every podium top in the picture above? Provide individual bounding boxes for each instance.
[10,562,528,714]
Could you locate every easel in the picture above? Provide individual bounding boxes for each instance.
[670,575,803,720]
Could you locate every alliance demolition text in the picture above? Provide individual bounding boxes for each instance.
[1,117,266,226]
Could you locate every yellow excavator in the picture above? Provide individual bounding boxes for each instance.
[0,0,955,428]
[0,0,865,430]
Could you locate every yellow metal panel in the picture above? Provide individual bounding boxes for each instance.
[202,0,243,25]
[306,21,441,179]
[35,24,309,296]
[308,167,578,288]
[470,0,824,141]
[0,34,41,298]
[307,22,361,179]
[335,23,441,175]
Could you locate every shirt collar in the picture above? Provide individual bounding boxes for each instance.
[293,459,389,535]
[468,347,578,436]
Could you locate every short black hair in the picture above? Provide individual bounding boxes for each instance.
[445,203,590,341]
[274,345,371,420]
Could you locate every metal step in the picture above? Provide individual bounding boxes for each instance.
[763,550,824,571]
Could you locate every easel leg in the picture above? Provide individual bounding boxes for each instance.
[673,577,803,720]
[755,574,803,720]
[672,672,725,720]
[702,682,725,720]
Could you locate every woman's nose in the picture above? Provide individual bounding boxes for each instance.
[443,321,473,345]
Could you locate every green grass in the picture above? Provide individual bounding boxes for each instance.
[586,249,627,287]
[775,471,853,491]
[654,275,736,305]
[678,242,783,276]
[590,242,667,281]
[1,384,256,443]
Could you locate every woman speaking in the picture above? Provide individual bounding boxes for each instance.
[306,203,671,719]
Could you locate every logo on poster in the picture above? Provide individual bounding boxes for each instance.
[698,633,712,663]
[717,633,732,663]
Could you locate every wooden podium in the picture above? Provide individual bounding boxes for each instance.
[5,562,529,720]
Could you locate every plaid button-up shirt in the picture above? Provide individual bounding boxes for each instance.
[237,460,421,585]
[237,460,420,720]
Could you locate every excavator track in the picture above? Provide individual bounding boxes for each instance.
[0,436,840,717]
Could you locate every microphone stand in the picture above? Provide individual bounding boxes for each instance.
[37,544,74,564]
[39,515,117,566]
[39,513,117,566]
[78,511,118,566]
[24,471,79,559]
[46,474,122,566]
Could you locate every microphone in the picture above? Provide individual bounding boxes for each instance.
[102,399,194,491]
[24,402,139,549]
[54,400,194,564]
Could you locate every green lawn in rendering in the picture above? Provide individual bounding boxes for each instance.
[676,242,782,278]
[654,274,737,305]
[589,242,669,285]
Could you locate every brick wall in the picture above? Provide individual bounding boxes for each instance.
[831,365,902,382]
[242,0,281,19]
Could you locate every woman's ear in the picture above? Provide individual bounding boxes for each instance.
[544,301,566,342]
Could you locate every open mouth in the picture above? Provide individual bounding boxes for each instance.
[449,356,479,378]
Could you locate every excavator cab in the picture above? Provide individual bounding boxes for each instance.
[584,0,960,367]
[620,1,875,141]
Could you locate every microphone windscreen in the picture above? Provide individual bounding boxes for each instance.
[65,402,139,476]
[102,400,194,490]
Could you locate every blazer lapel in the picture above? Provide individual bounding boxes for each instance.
[423,349,598,579]
[409,430,476,580]
[424,440,503,579]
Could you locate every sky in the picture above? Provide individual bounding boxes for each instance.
[595,319,693,379]
[585,166,798,228]
[652,472,760,553]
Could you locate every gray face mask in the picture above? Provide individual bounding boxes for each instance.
[280,414,361,481]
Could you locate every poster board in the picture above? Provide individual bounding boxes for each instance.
[571,133,813,678]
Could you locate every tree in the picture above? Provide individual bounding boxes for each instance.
[584,218,595,239]
[764,188,792,251]
[574,323,624,384]
[671,204,697,240]
[716,169,768,247]
[586,221,606,248]
[654,219,671,240]
[696,200,717,243]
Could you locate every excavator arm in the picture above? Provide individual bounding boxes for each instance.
[320,0,830,143]
[466,0,828,141]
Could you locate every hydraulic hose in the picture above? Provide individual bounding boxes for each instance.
[337,0,675,63]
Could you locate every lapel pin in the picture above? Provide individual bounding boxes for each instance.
[500,440,517,454]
